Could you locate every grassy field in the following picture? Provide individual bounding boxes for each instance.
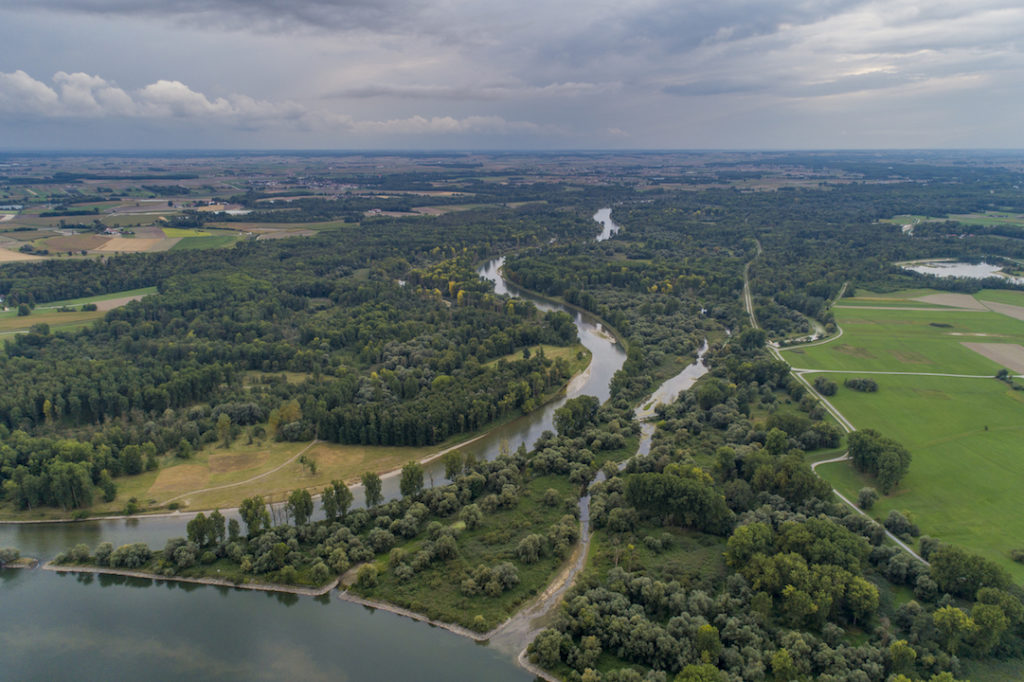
[0,310,102,334]
[205,220,349,231]
[350,474,579,632]
[788,290,1024,580]
[975,289,1024,306]
[147,439,447,512]
[484,343,589,369]
[948,211,1024,227]
[783,307,1024,373]
[0,287,157,334]
[170,235,239,251]
[162,227,212,237]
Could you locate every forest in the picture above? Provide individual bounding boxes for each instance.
[9,152,1024,681]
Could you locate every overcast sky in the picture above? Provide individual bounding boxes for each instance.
[1,0,1023,150]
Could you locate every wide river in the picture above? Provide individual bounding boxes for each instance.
[0,209,706,681]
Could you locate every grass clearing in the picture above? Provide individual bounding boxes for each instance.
[484,343,589,369]
[170,235,239,251]
[0,287,157,330]
[586,524,727,586]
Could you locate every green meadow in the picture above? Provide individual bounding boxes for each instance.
[811,371,1024,579]
[789,290,1024,579]
[783,306,1024,374]
[170,235,239,251]
[975,288,1024,306]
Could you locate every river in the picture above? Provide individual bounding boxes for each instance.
[0,208,707,681]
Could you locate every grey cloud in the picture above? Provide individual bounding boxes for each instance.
[326,82,618,100]
[2,0,425,33]
[663,80,766,97]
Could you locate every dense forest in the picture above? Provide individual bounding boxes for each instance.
[0,206,596,510]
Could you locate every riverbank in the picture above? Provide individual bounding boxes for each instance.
[42,561,339,596]
[335,590,493,641]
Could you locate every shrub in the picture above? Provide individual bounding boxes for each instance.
[858,487,878,510]
[844,378,878,392]
[813,376,838,396]
[109,543,152,569]
[355,564,378,588]
[516,534,544,564]
[69,543,91,563]
[0,547,20,565]
[310,561,330,584]
[94,542,113,566]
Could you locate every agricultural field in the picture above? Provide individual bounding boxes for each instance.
[0,286,155,335]
[784,289,1024,579]
[788,298,1024,374]
[169,234,239,251]
[881,211,1024,229]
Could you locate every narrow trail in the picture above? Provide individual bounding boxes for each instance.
[742,253,927,565]
[811,455,928,565]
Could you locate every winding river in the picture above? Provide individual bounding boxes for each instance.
[0,208,706,681]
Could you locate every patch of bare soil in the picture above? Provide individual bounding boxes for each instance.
[0,248,43,262]
[961,342,1024,373]
[95,295,146,311]
[914,293,988,310]
[981,300,1024,322]
[97,237,165,252]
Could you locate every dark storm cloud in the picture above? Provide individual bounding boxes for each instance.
[1,0,422,33]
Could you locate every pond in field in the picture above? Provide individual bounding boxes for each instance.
[903,260,1024,285]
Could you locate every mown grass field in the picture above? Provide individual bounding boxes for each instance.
[791,287,1024,581]
[783,306,1024,374]
[162,227,212,237]
[0,287,156,334]
[170,235,239,251]
[976,289,1024,306]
